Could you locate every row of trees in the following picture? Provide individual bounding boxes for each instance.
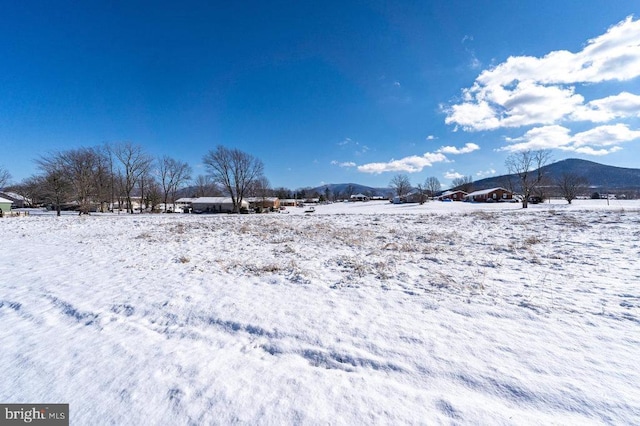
[389,174,444,203]
[1,144,267,215]
[0,148,602,214]
[388,174,474,204]
[25,143,193,215]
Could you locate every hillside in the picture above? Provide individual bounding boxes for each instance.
[309,183,393,198]
[472,158,640,192]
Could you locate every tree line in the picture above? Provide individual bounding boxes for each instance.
[0,148,598,214]
[0,143,267,215]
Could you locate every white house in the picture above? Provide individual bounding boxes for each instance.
[191,197,249,213]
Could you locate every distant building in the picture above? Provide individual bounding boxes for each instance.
[246,197,280,211]
[191,197,249,213]
[350,193,370,202]
[0,196,13,214]
[465,187,513,202]
[392,191,424,204]
[0,192,30,208]
[175,197,199,212]
[280,199,300,207]
[438,190,468,201]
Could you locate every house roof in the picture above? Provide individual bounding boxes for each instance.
[192,197,236,203]
[440,190,467,197]
[0,192,28,202]
[0,196,13,204]
[465,187,510,197]
[191,197,249,205]
[245,197,279,202]
[175,197,199,203]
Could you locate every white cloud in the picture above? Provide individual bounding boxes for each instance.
[437,142,480,154]
[502,125,573,151]
[476,168,497,177]
[337,137,369,156]
[476,16,640,87]
[501,123,640,154]
[356,145,370,156]
[426,135,437,140]
[573,146,622,156]
[444,170,465,180]
[573,123,640,148]
[331,160,356,168]
[445,16,640,131]
[469,54,481,70]
[357,152,448,174]
[444,100,501,131]
[571,92,640,122]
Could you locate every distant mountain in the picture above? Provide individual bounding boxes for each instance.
[309,183,393,198]
[178,159,639,200]
[472,159,640,192]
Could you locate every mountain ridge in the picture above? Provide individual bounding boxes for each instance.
[310,159,640,197]
[472,158,640,192]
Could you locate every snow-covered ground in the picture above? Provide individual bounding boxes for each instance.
[1,200,639,424]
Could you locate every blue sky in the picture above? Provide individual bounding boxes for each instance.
[1,1,639,190]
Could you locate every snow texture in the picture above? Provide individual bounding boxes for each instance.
[1,200,639,424]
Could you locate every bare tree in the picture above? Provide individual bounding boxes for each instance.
[55,147,106,214]
[249,176,272,211]
[137,166,155,213]
[389,174,412,199]
[11,176,42,207]
[505,149,552,208]
[202,146,264,213]
[103,143,117,211]
[144,177,162,212]
[248,176,270,197]
[35,161,72,216]
[556,173,589,204]
[113,172,127,213]
[323,186,332,203]
[452,175,473,193]
[0,166,11,190]
[112,142,153,213]
[424,176,441,199]
[193,175,220,197]
[273,186,292,200]
[92,145,113,213]
[414,183,428,204]
[158,156,192,212]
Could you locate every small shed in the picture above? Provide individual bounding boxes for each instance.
[465,187,513,202]
[0,196,13,214]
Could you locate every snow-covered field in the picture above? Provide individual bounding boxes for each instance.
[1,200,639,425]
